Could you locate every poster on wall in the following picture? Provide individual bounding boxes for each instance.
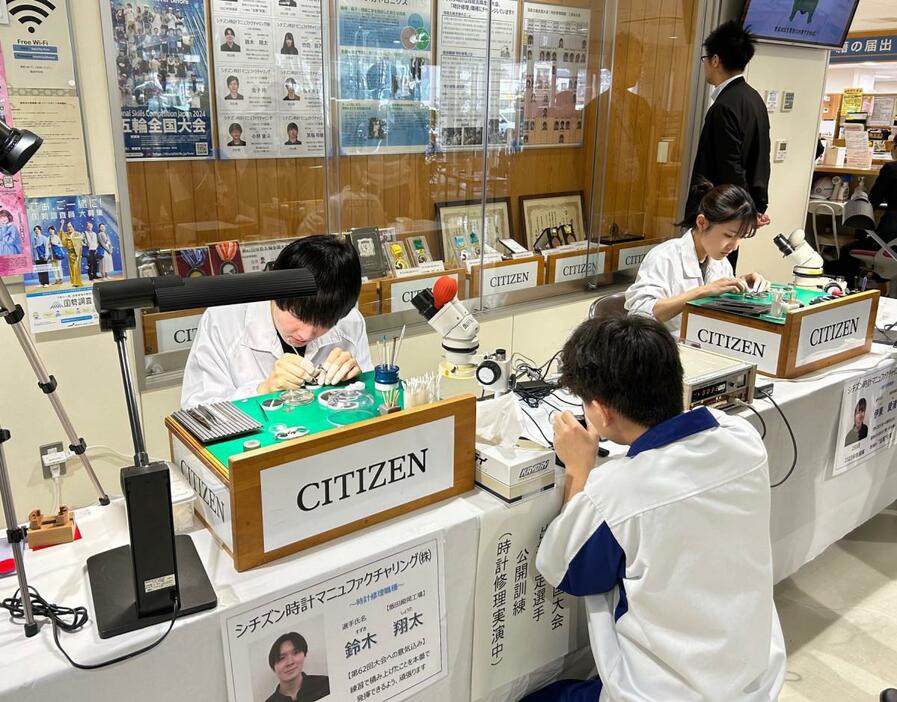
[22,194,122,333]
[337,0,433,155]
[0,0,76,89]
[111,0,214,160]
[0,0,90,195]
[0,51,30,277]
[221,536,448,702]
[520,2,589,148]
[435,0,518,151]
[212,0,326,160]
[832,363,897,477]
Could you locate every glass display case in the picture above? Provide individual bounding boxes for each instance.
[101,0,705,386]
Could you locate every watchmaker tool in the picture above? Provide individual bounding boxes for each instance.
[173,401,262,444]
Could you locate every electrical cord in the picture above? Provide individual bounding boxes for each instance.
[0,586,180,670]
[519,404,554,448]
[733,399,767,439]
[755,389,799,488]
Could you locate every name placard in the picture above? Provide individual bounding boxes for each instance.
[796,298,872,367]
[615,244,657,272]
[260,416,456,552]
[551,251,606,283]
[172,437,233,550]
[478,260,540,294]
[684,314,781,374]
[156,314,202,353]
[388,272,460,313]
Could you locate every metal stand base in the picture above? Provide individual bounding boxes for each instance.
[86,535,216,639]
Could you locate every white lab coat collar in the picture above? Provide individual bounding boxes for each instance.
[241,300,350,359]
[710,73,743,102]
[677,229,704,281]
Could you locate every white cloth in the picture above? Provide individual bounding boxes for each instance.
[536,408,786,701]
[181,301,373,408]
[711,73,744,102]
[624,229,732,334]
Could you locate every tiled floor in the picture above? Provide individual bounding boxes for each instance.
[776,507,897,701]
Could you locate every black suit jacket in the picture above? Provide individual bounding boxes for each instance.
[686,77,771,219]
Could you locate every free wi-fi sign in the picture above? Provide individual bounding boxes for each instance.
[7,0,58,34]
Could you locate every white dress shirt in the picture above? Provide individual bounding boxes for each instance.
[181,301,373,408]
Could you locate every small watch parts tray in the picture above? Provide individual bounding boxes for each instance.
[27,506,76,549]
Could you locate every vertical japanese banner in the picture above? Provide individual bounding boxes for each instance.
[470,486,578,699]
[435,0,518,151]
[832,363,897,476]
[337,0,433,154]
[22,194,122,333]
[110,0,214,159]
[212,0,326,160]
[0,46,30,276]
[520,2,589,148]
[221,537,448,702]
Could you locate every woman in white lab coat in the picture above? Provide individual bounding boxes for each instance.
[181,236,373,408]
[625,182,768,334]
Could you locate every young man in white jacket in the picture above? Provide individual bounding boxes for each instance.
[524,316,785,701]
[181,235,373,408]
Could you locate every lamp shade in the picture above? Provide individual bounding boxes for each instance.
[843,190,877,231]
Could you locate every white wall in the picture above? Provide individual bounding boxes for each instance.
[736,42,831,282]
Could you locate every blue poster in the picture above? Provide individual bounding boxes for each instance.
[23,195,122,333]
[111,0,213,159]
[743,0,858,48]
[337,0,432,154]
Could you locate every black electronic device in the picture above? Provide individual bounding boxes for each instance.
[0,118,42,175]
[742,0,859,49]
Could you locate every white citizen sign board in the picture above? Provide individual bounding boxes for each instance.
[683,314,782,374]
[796,298,872,367]
[260,416,456,552]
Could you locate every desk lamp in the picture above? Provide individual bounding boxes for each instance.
[89,269,316,637]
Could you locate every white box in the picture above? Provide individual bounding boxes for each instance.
[475,442,555,503]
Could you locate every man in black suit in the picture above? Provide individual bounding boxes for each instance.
[686,21,770,271]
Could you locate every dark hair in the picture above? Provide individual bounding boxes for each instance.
[282,32,295,49]
[228,122,242,134]
[704,20,756,72]
[268,632,308,670]
[226,75,239,86]
[856,398,867,412]
[33,225,42,231]
[48,225,56,232]
[272,235,362,328]
[287,122,298,131]
[679,179,757,239]
[0,209,13,221]
[224,27,235,37]
[559,316,684,427]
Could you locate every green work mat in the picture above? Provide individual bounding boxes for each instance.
[687,284,825,326]
[204,372,401,467]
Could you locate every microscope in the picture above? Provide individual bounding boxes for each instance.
[411,276,512,396]
[773,229,847,293]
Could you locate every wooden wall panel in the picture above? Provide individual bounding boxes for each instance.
[124,0,698,264]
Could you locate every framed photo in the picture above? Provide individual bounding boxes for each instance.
[405,235,433,265]
[349,227,389,279]
[519,191,586,250]
[435,198,512,263]
[384,240,413,272]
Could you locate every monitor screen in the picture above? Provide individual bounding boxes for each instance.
[742,0,860,49]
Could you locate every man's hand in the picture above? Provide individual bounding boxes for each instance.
[258,354,317,394]
[553,411,601,502]
[757,213,771,228]
[739,272,769,292]
[320,347,362,385]
[702,277,746,296]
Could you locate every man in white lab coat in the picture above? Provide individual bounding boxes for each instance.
[523,315,785,702]
[181,235,373,408]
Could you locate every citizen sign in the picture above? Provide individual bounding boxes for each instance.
[171,436,233,549]
[389,274,458,312]
[480,261,538,294]
[795,298,872,367]
[615,244,657,272]
[684,314,781,374]
[696,329,766,357]
[260,417,455,551]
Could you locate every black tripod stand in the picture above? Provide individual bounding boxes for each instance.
[0,279,109,637]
